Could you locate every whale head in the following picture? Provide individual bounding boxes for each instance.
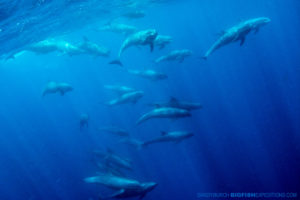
[144,29,158,43]
[179,109,192,117]
[132,91,145,99]
[254,17,271,27]
[182,49,193,56]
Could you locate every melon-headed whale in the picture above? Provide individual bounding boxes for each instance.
[98,23,137,36]
[110,29,158,66]
[80,113,89,130]
[27,39,83,56]
[103,85,136,95]
[79,37,110,57]
[154,35,173,49]
[136,107,191,125]
[143,131,194,146]
[107,91,144,106]
[94,149,133,171]
[98,126,130,137]
[122,131,194,149]
[84,173,157,199]
[203,17,271,59]
[127,69,167,81]
[149,97,203,111]
[122,10,146,19]
[42,81,73,97]
[155,49,192,63]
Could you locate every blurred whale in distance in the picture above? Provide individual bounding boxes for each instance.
[104,85,136,95]
[136,107,191,125]
[154,35,172,49]
[122,10,146,19]
[149,97,203,111]
[27,39,83,56]
[93,148,132,171]
[107,91,144,106]
[121,131,194,149]
[42,81,73,97]
[98,126,130,137]
[127,69,167,81]
[79,37,110,57]
[80,113,89,130]
[155,49,192,63]
[97,22,137,36]
[143,131,194,146]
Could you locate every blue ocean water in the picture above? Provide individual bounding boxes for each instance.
[0,0,299,199]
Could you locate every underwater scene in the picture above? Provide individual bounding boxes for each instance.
[0,0,299,199]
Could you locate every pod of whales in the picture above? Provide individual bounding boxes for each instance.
[2,9,272,200]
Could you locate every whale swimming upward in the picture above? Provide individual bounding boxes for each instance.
[203,17,271,59]
[109,29,158,66]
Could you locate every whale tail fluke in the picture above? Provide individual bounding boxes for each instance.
[42,90,48,98]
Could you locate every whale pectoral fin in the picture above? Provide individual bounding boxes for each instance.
[169,97,178,104]
[59,91,65,96]
[179,57,184,63]
[240,37,246,46]
[254,28,260,34]
[139,192,147,199]
[109,59,123,67]
[101,189,125,199]
[216,30,226,36]
[161,131,167,136]
[150,43,154,52]
[112,189,125,197]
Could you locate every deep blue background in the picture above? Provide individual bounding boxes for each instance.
[0,0,299,199]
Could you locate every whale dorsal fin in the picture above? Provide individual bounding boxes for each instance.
[150,43,154,52]
[139,192,147,199]
[169,97,178,103]
[106,147,114,154]
[161,131,167,136]
[240,36,246,46]
[83,36,89,42]
[154,104,162,108]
